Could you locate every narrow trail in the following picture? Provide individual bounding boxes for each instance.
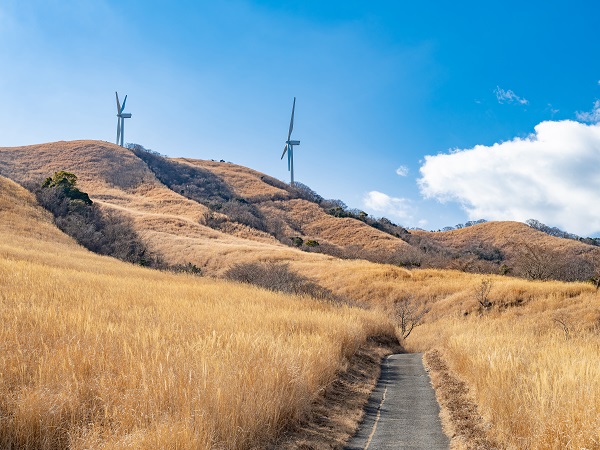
[345,353,449,450]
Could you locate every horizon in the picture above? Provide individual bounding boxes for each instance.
[1,1,599,236]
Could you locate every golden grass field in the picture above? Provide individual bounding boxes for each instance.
[2,141,600,449]
[0,176,395,449]
[405,278,600,450]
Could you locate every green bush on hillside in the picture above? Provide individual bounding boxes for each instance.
[29,172,152,266]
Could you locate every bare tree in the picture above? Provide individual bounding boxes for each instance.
[511,242,560,280]
[392,297,427,339]
[585,253,600,291]
[474,278,493,309]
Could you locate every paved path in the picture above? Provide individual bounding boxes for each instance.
[345,353,449,450]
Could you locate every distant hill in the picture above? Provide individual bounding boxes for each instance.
[1,140,598,281]
[412,221,600,279]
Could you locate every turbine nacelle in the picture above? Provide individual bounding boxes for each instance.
[286,140,300,146]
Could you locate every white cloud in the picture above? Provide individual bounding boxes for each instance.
[494,86,528,105]
[575,100,600,123]
[418,120,600,236]
[395,165,409,176]
[363,191,413,221]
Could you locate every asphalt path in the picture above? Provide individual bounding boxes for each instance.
[345,353,449,450]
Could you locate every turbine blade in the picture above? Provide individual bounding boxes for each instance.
[121,95,127,113]
[288,148,291,171]
[281,145,288,160]
[116,118,121,145]
[287,97,296,141]
[115,92,121,113]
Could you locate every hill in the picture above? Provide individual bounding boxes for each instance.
[0,141,413,275]
[413,221,600,279]
[1,140,599,282]
[0,172,398,449]
[2,141,600,449]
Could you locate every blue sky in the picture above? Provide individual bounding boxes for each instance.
[2,1,600,235]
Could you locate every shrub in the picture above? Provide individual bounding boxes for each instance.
[42,171,92,205]
[290,236,304,247]
[391,297,427,339]
[170,262,202,275]
[288,182,324,204]
[223,262,335,300]
[27,174,152,266]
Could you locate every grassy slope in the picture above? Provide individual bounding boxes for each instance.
[413,220,600,262]
[0,141,333,274]
[2,141,600,448]
[3,140,597,275]
[0,175,395,449]
[178,157,411,254]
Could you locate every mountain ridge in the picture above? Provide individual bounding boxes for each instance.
[1,140,599,281]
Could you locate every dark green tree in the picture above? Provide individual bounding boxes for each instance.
[42,171,92,205]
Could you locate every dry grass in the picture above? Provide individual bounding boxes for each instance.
[295,251,600,449]
[274,336,401,449]
[424,349,498,450]
[413,220,600,262]
[176,158,291,202]
[259,199,411,253]
[177,157,411,255]
[409,289,600,450]
[4,142,600,449]
[0,176,395,449]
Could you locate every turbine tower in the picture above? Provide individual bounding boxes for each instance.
[281,97,300,186]
[115,92,132,147]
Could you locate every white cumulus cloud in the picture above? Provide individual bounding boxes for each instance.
[363,191,413,221]
[494,86,528,105]
[396,165,409,176]
[418,120,600,236]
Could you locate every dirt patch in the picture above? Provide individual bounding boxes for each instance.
[423,349,499,450]
[272,335,402,449]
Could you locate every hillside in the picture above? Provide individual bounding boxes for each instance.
[0,141,321,274]
[0,173,398,449]
[413,220,597,254]
[413,221,600,279]
[0,141,413,275]
[2,140,599,282]
[2,142,600,449]
[177,157,412,254]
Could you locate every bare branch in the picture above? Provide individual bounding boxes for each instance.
[392,296,427,340]
[474,278,493,309]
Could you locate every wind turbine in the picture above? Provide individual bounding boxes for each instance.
[281,97,300,186]
[115,92,132,147]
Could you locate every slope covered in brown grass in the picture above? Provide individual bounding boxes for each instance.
[3,140,600,449]
[414,220,600,260]
[0,141,328,274]
[178,157,412,255]
[0,174,397,449]
[0,141,414,275]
